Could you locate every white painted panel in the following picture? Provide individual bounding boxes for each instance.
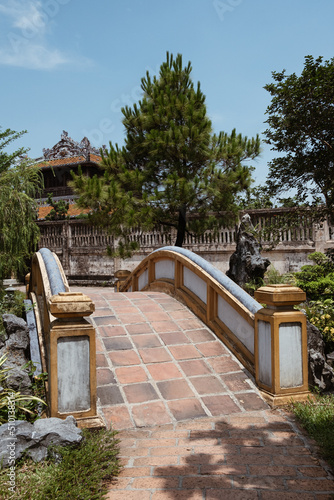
[279,322,303,388]
[155,260,175,280]
[258,320,272,387]
[57,336,90,413]
[183,267,207,304]
[217,295,254,354]
[138,269,148,290]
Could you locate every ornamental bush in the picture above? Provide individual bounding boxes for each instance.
[294,252,334,300]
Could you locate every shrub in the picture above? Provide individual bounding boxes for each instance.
[305,298,334,353]
[294,251,334,300]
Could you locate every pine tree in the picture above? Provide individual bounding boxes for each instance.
[71,53,260,256]
[0,128,43,281]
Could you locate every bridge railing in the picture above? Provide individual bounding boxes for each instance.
[120,246,310,405]
[27,248,103,428]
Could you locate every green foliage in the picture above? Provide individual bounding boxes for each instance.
[244,265,294,296]
[305,299,334,353]
[289,394,334,469]
[71,52,261,257]
[0,428,121,499]
[0,354,46,425]
[0,127,43,280]
[264,55,334,215]
[45,193,69,221]
[294,251,334,300]
[0,289,25,338]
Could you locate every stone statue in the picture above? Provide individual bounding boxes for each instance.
[227,214,270,287]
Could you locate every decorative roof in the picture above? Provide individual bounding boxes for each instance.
[42,130,105,161]
[37,204,90,220]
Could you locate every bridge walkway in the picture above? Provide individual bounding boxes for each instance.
[72,286,334,499]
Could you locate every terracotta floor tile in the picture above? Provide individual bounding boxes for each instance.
[202,394,241,416]
[235,392,268,411]
[139,347,172,363]
[102,405,133,430]
[95,337,104,353]
[93,316,120,326]
[99,325,127,337]
[167,399,207,421]
[220,372,253,392]
[150,320,181,333]
[147,362,183,381]
[143,311,171,321]
[123,382,159,403]
[97,368,116,385]
[131,401,172,427]
[195,341,228,357]
[168,344,202,360]
[186,329,216,342]
[160,331,191,345]
[177,318,205,330]
[132,334,162,349]
[96,353,108,367]
[179,359,212,376]
[115,366,148,384]
[103,337,133,351]
[97,385,124,405]
[157,379,195,400]
[117,313,146,324]
[189,375,226,395]
[109,350,141,366]
[112,306,140,314]
[208,356,242,374]
[126,323,153,335]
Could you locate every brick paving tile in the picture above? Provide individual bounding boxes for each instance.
[93,316,120,326]
[96,352,108,367]
[106,492,151,500]
[168,344,202,360]
[159,331,191,345]
[235,392,269,411]
[152,490,204,500]
[111,305,139,314]
[178,359,212,376]
[97,385,124,405]
[157,379,196,400]
[147,362,183,381]
[123,382,159,403]
[143,311,171,322]
[195,340,228,357]
[131,402,172,427]
[286,479,334,491]
[150,320,181,332]
[220,372,253,391]
[206,491,259,500]
[132,334,162,348]
[101,405,133,430]
[189,375,226,395]
[115,365,148,384]
[297,466,329,477]
[131,476,179,489]
[119,467,152,477]
[177,318,205,330]
[103,337,133,351]
[167,399,207,420]
[96,368,116,385]
[109,350,141,366]
[100,325,127,337]
[260,493,314,500]
[95,337,104,353]
[138,347,172,363]
[208,356,243,373]
[126,323,153,334]
[186,328,216,342]
[202,394,241,416]
[117,313,146,324]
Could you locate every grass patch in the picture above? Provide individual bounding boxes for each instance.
[0,428,121,499]
[289,393,334,469]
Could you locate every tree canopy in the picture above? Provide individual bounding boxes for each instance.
[263,55,334,215]
[71,52,260,256]
[0,128,43,281]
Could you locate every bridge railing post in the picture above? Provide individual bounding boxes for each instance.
[254,284,310,406]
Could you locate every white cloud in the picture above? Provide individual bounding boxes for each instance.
[0,0,90,70]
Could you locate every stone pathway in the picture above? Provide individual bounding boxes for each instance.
[74,287,334,499]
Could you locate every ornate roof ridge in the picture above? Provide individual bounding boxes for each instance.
[42,131,106,161]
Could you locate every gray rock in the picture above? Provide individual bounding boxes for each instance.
[307,322,334,391]
[5,368,33,395]
[2,315,29,337]
[227,214,270,287]
[0,416,83,466]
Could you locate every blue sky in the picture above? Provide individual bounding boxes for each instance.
[1,0,334,185]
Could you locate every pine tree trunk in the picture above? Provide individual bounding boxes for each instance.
[175,205,186,247]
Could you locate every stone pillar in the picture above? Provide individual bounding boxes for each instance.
[254,284,310,406]
[48,292,104,428]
